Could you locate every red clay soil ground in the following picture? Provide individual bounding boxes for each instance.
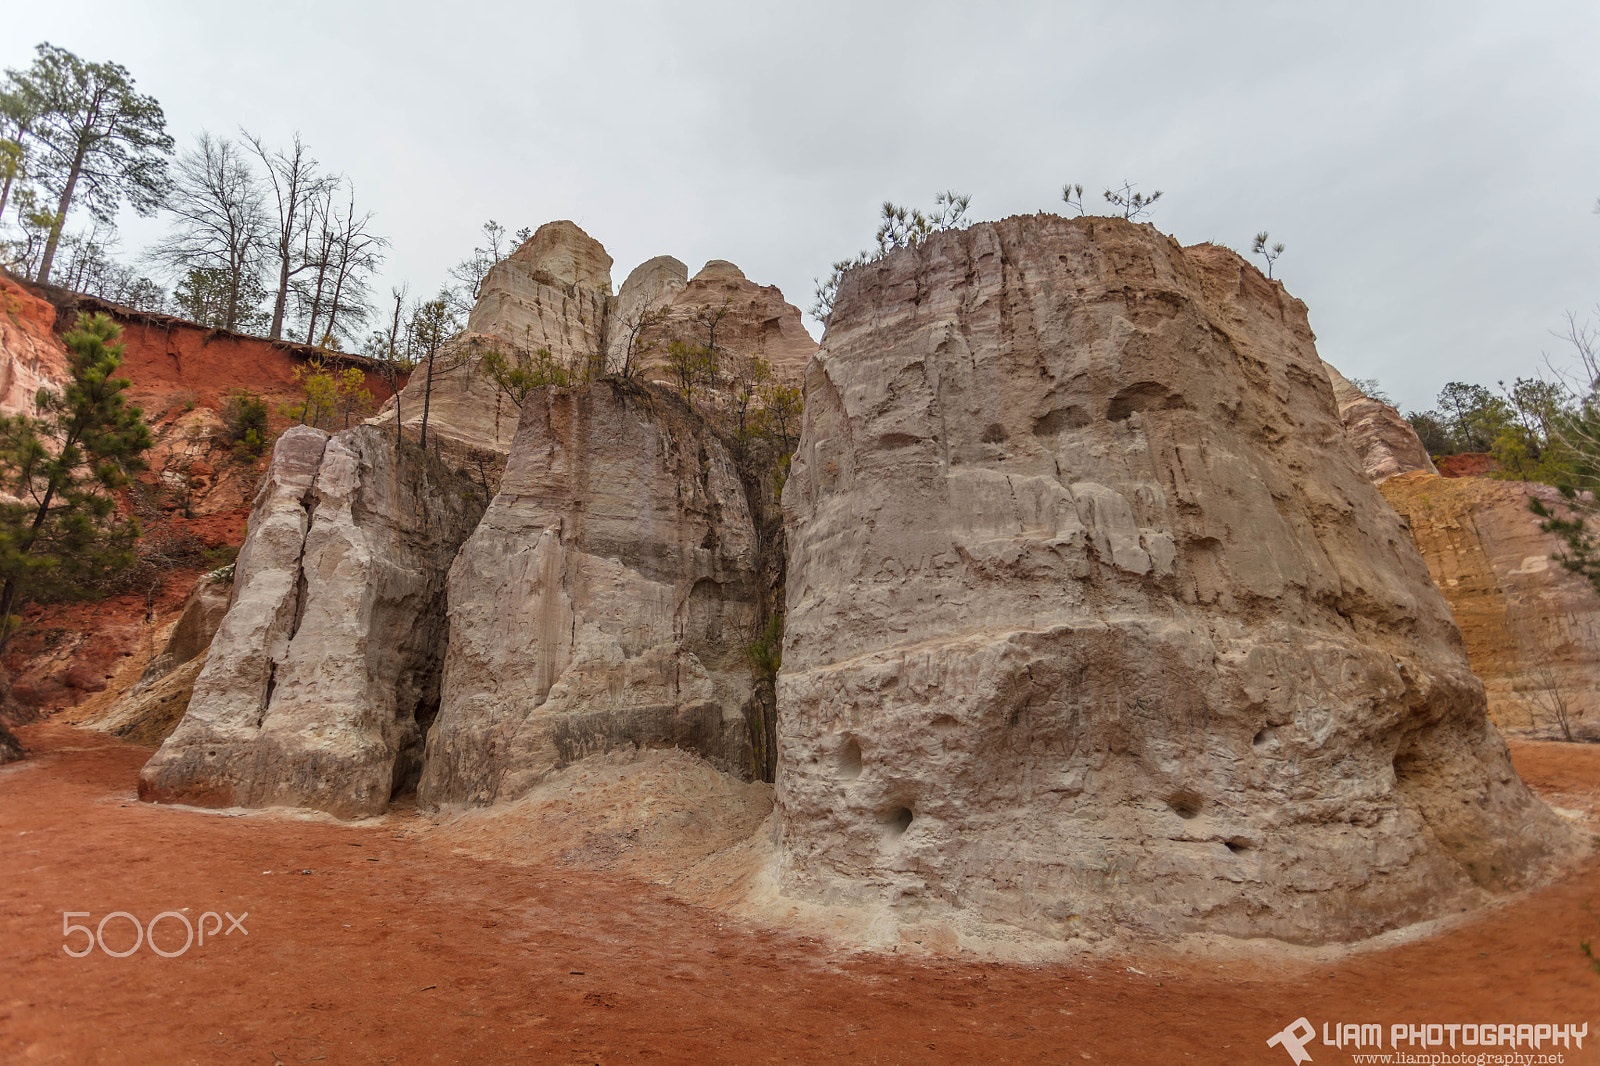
[2,724,1597,1066]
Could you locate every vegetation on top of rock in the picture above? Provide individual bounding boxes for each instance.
[1252,231,1285,278]
[1060,180,1164,221]
[1099,180,1163,221]
[283,357,375,433]
[809,191,971,325]
[447,220,532,317]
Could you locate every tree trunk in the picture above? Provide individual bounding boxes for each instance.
[269,255,291,340]
[420,350,435,451]
[388,294,405,452]
[35,141,88,286]
[0,171,16,229]
[224,269,241,333]
[303,252,329,345]
[34,86,106,287]
[325,248,350,345]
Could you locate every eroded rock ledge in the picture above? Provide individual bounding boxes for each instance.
[774,214,1578,945]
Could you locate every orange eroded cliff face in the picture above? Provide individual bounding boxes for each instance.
[0,278,402,720]
[1379,470,1600,738]
[0,272,69,416]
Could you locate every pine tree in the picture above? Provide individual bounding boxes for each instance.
[0,312,152,648]
[5,43,173,285]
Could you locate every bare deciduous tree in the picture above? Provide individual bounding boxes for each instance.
[147,132,267,332]
[296,180,386,347]
[242,130,337,340]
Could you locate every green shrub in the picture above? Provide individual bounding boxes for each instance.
[221,388,271,460]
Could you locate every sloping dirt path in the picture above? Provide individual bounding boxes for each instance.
[2,723,1596,1065]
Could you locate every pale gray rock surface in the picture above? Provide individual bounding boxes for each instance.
[614,255,689,325]
[775,215,1579,945]
[390,221,616,465]
[418,381,762,807]
[664,260,818,384]
[139,425,486,816]
[611,256,819,387]
[380,332,550,466]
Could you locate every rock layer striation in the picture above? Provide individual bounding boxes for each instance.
[1379,471,1600,737]
[775,215,1577,945]
[1326,365,1439,482]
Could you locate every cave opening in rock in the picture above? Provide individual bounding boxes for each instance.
[882,805,914,837]
[837,737,862,780]
[1167,791,1203,819]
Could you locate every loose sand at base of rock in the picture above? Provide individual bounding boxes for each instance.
[3,721,1598,1064]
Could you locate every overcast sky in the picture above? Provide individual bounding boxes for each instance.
[6,0,1598,412]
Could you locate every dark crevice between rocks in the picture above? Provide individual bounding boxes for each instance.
[730,427,787,785]
[258,663,276,729]
[382,433,491,807]
[283,480,321,646]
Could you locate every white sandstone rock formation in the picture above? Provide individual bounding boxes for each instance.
[418,381,762,807]
[466,219,615,339]
[775,214,1579,945]
[139,425,487,816]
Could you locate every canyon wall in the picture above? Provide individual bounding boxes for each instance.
[1379,471,1600,737]
[418,381,762,807]
[138,220,804,816]
[1319,371,1600,739]
[775,215,1577,945]
[0,271,69,417]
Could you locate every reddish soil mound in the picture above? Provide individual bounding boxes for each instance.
[1437,452,1499,478]
[2,723,1596,1064]
[2,569,210,715]
[109,315,395,414]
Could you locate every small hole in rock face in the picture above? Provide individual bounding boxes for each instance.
[837,737,862,781]
[1167,791,1203,819]
[1225,838,1249,854]
[1253,728,1272,748]
[882,806,914,836]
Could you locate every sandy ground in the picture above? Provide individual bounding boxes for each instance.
[2,723,1597,1066]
